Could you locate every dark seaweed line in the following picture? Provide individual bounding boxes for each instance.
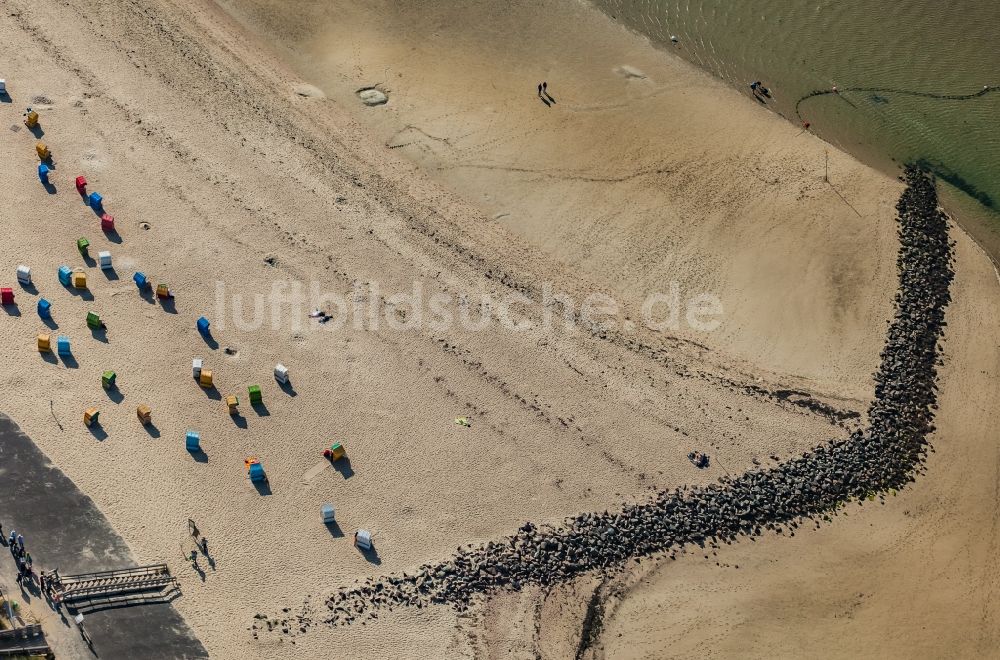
[259,166,952,635]
[795,84,1000,119]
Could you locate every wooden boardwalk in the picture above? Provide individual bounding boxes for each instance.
[58,564,181,613]
[0,624,50,657]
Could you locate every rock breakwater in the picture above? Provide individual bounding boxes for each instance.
[262,166,953,635]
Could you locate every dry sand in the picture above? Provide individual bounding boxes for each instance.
[0,0,996,658]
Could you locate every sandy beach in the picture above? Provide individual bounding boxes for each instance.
[0,0,998,657]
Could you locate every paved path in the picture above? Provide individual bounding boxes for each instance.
[0,414,206,659]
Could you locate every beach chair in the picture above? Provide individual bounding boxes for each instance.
[58,266,72,286]
[156,283,172,299]
[100,214,115,232]
[37,333,51,353]
[16,265,31,286]
[101,371,116,390]
[248,385,262,405]
[323,442,345,461]
[72,271,87,289]
[77,237,90,255]
[199,369,213,388]
[98,251,112,270]
[86,312,103,329]
[225,394,239,415]
[75,176,87,196]
[24,109,38,129]
[83,407,99,427]
[354,529,372,550]
[0,288,13,305]
[245,457,266,483]
[133,272,149,291]
[186,431,201,452]
[321,504,336,524]
[137,405,152,425]
[35,142,50,160]
[274,364,289,384]
[57,335,71,356]
[37,298,51,319]
[88,192,103,211]
[196,316,210,335]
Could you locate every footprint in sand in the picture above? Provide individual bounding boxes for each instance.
[615,65,648,80]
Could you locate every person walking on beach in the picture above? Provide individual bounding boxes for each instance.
[17,533,24,549]
[537,83,543,96]
[201,537,209,555]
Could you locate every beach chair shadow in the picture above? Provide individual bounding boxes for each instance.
[104,230,122,245]
[358,545,381,565]
[324,520,344,538]
[43,181,57,195]
[333,456,354,480]
[159,297,178,314]
[139,287,156,305]
[201,385,222,401]
[102,267,119,281]
[19,282,38,295]
[42,317,58,330]
[252,479,272,496]
[0,92,10,104]
[143,422,161,438]
[3,305,20,317]
[90,326,109,343]
[278,379,297,397]
[200,333,219,350]
[251,401,270,417]
[28,124,44,138]
[66,283,94,301]
[82,253,96,268]
[40,351,58,365]
[88,423,108,441]
[230,413,247,429]
[104,387,124,404]
[60,354,78,369]
[188,448,208,464]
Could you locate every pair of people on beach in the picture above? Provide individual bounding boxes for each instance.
[750,80,771,98]
[537,81,556,106]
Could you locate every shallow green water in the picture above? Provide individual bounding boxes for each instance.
[594,0,1000,215]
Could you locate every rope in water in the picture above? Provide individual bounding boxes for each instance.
[795,84,1000,119]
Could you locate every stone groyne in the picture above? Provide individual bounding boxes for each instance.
[264,165,953,635]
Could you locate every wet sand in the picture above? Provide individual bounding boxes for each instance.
[0,0,997,657]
